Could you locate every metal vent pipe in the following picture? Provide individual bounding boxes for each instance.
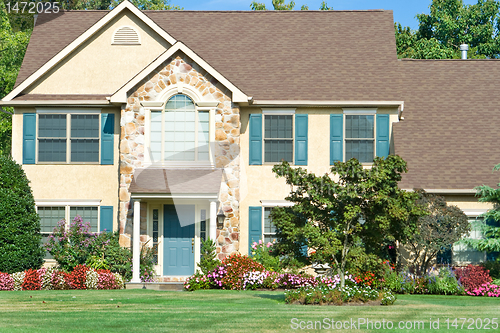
[460,44,469,59]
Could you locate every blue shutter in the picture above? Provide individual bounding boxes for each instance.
[23,113,36,164]
[100,206,113,232]
[330,114,343,164]
[376,114,390,158]
[101,113,114,165]
[249,114,262,165]
[294,114,308,165]
[248,206,262,254]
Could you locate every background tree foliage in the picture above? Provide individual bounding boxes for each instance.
[250,0,333,10]
[270,156,424,287]
[396,0,500,59]
[406,190,470,276]
[464,164,500,256]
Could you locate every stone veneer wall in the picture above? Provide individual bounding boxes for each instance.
[118,53,240,262]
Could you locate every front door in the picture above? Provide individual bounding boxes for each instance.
[163,204,195,276]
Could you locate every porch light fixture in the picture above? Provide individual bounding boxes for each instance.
[217,210,225,229]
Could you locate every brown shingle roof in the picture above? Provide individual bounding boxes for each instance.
[395,59,500,190]
[13,94,109,101]
[129,168,223,194]
[16,10,400,101]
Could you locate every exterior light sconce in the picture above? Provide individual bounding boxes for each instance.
[217,210,225,229]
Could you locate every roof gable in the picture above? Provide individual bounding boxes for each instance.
[4,0,176,101]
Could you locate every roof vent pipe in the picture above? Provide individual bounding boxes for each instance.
[460,43,469,59]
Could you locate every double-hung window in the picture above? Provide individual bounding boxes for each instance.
[37,112,100,163]
[452,216,487,265]
[264,114,293,163]
[345,114,375,163]
[330,110,390,164]
[150,94,210,162]
[263,207,277,244]
[37,205,99,259]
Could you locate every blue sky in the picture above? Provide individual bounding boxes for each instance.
[174,0,478,30]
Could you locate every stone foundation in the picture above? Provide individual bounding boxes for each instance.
[118,52,240,261]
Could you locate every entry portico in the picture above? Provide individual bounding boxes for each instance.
[129,168,222,282]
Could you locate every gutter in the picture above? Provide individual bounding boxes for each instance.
[0,100,112,107]
[402,188,477,194]
[250,100,405,109]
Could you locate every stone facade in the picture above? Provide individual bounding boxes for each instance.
[118,52,241,263]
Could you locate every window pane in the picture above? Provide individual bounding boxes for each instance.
[71,139,99,162]
[70,207,98,233]
[264,208,276,234]
[264,140,293,163]
[345,140,374,163]
[345,115,374,139]
[164,95,197,162]
[38,114,66,138]
[38,139,66,162]
[71,115,99,138]
[38,206,65,260]
[265,115,293,139]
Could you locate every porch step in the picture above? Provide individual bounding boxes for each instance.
[125,282,184,291]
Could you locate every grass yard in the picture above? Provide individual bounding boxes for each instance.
[0,290,499,332]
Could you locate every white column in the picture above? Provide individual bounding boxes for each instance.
[131,199,141,283]
[209,200,217,241]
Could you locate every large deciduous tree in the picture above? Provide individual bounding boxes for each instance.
[406,190,470,276]
[396,0,500,59]
[250,1,333,10]
[270,156,424,287]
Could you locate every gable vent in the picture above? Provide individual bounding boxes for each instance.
[112,26,140,45]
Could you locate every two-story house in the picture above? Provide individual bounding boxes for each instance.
[2,1,498,282]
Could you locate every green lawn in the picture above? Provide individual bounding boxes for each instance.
[0,290,499,332]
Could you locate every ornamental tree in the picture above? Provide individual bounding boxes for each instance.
[0,155,44,273]
[270,155,424,288]
[406,190,470,276]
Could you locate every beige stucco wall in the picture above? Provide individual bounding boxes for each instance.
[441,195,493,211]
[12,107,120,231]
[239,106,411,254]
[25,9,170,95]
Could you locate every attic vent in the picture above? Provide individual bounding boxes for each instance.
[112,26,140,45]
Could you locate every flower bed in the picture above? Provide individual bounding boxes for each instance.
[0,265,124,291]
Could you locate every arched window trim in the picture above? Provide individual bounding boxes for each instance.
[146,93,215,166]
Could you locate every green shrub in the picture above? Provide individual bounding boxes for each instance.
[250,240,281,272]
[380,290,397,305]
[481,261,500,280]
[197,239,220,274]
[426,267,464,295]
[0,155,44,273]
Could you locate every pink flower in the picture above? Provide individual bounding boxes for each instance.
[259,239,262,245]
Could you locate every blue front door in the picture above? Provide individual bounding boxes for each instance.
[163,205,195,276]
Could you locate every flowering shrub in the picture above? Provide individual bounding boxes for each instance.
[11,271,25,291]
[85,269,99,290]
[39,267,54,291]
[285,284,382,305]
[355,271,376,287]
[22,269,41,291]
[455,264,492,293]
[0,273,14,291]
[209,254,265,290]
[113,273,125,289]
[467,283,500,297]
[97,270,117,290]
[426,267,463,295]
[67,265,88,290]
[251,240,281,272]
[51,270,69,290]
[184,272,211,291]
[381,290,397,305]
[243,271,268,290]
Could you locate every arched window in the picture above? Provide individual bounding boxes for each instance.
[150,94,210,162]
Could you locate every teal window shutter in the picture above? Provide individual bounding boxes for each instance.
[100,206,113,232]
[23,113,36,164]
[330,114,343,164]
[101,113,114,165]
[249,114,262,165]
[376,114,390,158]
[248,206,262,254]
[294,114,308,165]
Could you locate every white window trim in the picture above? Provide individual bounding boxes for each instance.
[35,109,102,164]
[260,201,295,243]
[261,108,296,115]
[342,108,378,163]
